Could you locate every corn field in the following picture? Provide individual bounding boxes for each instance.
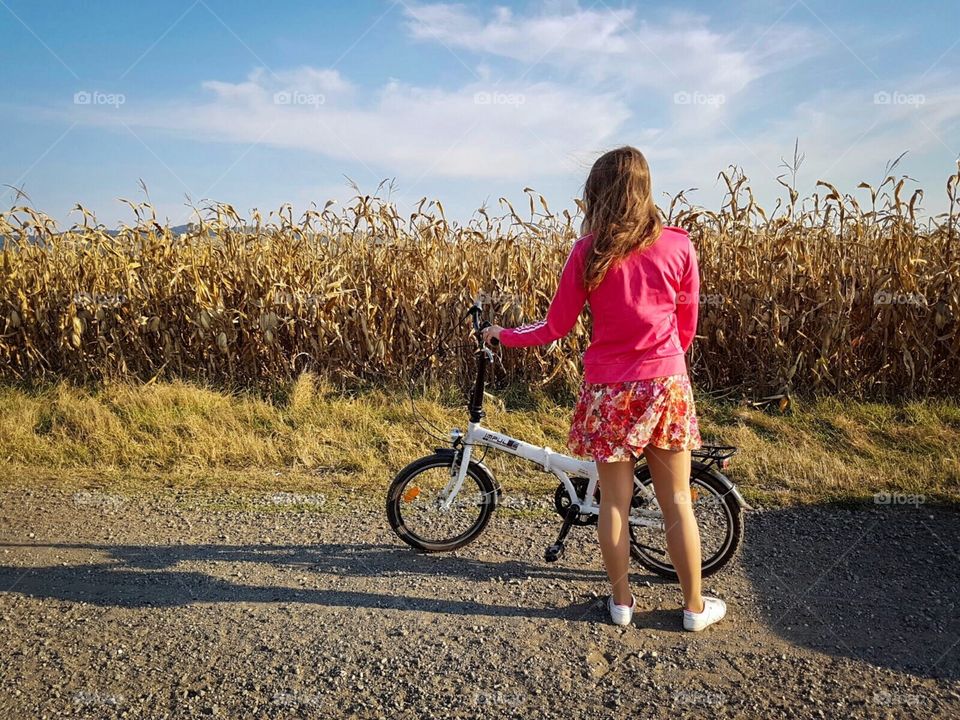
[1,164,958,399]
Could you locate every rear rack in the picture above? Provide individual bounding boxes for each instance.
[692,445,738,467]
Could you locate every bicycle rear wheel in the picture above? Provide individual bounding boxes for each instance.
[386,452,497,552]
[629,462,742,579]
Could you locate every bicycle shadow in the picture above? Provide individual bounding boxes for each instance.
[0,540,623,622]
[740,502,960,681]
[0,560,610,622]
[0,538,616,578]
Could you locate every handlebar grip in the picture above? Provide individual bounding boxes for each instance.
[478,320,500,347]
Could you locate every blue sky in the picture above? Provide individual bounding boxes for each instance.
[2,0,958,227]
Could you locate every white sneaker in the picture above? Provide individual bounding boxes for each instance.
[682,596,726,631]
[607,595,636,626]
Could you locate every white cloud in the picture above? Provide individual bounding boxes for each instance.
[53,2,959,217]
[69,67,629,181]
[403,2,821,98]
[641,73,960,214]
[199,67,353,104]
[64,2,819,186]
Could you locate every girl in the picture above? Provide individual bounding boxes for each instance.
[481,146,726,631]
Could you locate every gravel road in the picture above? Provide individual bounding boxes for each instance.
[1,488,958,719]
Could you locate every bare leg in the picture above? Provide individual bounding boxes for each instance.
[596,459,636,606]
[644,445,704,613]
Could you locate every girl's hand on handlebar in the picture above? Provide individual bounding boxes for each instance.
[481,325,503,346]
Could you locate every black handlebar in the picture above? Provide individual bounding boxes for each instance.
[468,300,500,347]
[466,297,500,422]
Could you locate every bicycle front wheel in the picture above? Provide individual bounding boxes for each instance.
[386,452,497,552]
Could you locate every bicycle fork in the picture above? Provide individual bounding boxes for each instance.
[443,441,579,561]
[439,443,472,511]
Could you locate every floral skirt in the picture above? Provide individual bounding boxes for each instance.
[567,374,702,463]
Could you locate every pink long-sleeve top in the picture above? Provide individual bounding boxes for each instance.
[499,226,699,384]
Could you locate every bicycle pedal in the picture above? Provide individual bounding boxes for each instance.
[544,543,564,563]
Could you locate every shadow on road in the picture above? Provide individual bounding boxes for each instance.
[2,503,957,680]
[740,503,959,682]
[0,540,619,623]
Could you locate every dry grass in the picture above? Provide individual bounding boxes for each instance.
[1,163,958,398]
[2,376,958,507]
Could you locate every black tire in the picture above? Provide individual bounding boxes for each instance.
[386,452,497,552]
[629,462,743,580]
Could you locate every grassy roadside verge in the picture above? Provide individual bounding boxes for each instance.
[1,374,958,508]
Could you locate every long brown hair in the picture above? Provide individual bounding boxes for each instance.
[580,146,663,292]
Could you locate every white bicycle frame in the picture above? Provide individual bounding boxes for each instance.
[430,297,742,530]
[439,419,665,529]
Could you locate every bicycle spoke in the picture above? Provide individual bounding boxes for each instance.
[630,475,734,574]
[396,465,488,546]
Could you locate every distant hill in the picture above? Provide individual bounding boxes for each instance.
[1,224,196,245]
[101,224,195,237]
